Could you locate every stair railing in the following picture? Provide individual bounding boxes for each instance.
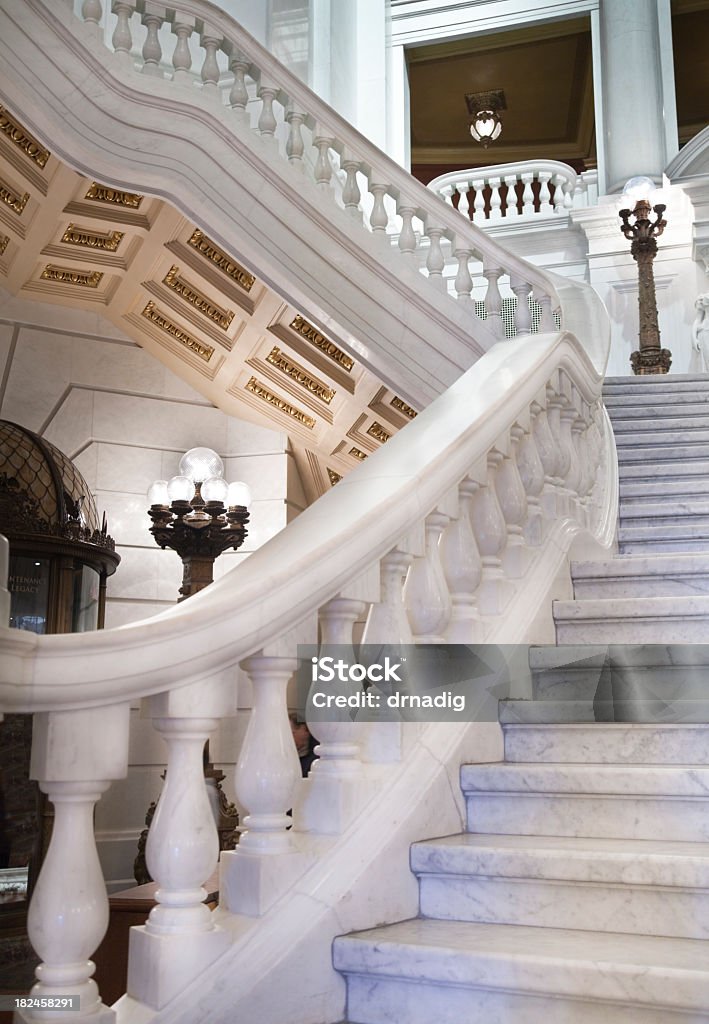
[1,318,616,1021]
[429,162,598,225]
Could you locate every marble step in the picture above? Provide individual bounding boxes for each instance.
[503,722,709,764]
[617,522,709,553]
[553,595,709,643]
[462,762,709,841]
[615,429,709,447]
[335,919,709,1024]
[570,553,709,598]
[620,478,709,501]
[619,459,709,480]
[497,699,709,724]
[616,443,709,463]
[412,833,709,939]
[604,373,709,391]
[605,400,709,416]
[620,502,709,527]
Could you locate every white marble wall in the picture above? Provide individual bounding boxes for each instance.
[0,287,305,890]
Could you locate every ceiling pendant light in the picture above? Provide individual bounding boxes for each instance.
[465,89,506,149]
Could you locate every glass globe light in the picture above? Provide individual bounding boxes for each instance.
[147,479,170,506]
[179,446,224,483]
[621,175,658,204]
[167,474,195,502]
[227,481,251,508]
[201,475,229,504]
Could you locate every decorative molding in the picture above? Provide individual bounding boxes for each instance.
[85,181,143,208]
[0,179,29,215]
[349,446,367,461]
[187,229,255,292]
[0,233,8,256]
[266,346,335,404]
[391,395,418,419]
[141,300,214,361]
[289,315,354,371]
[245,376,316,428]
[41,264,103,288]
[367,421,391,443]
[327,468,342,486]
[163,265,235,330]
[0,106,49,168]
[61,223,124,252]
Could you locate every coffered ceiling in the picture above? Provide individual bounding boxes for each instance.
[0,104,418,505]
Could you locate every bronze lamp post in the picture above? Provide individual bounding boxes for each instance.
[619,182,671,375]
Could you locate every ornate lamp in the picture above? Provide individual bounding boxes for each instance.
[147,446,251,600]
[619,176,671,375]
[465,89,506,148]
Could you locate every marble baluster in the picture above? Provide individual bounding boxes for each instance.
[258,80,279,147]
[313,132,335,192]
[535,288,556,332]
[470,455,511,616]
[369,180,390,241]
[495,436,530,579]
[457,183,470,220]
[488,177,502,222]
[403,510,452,642]
[521,173,535,216]
[510,275,532,335]
[472,180,485,224]
[553,173,567,214]
[362,549,414,646]
[170,15,194,83]
[397,203,418,260]
[453,243,474,304]
[285,104,306,170]
[82,0,103,35]
[483,263,504,340]
[516,417,546,546]
[341,154,363,222]
[199,26,222,95]
[538,171,552,214]
[111,2,135,63]
[229,51,251,125]
[17,705,130,1024]
[426,226,446,290]
[532,396,561,521]
[440,479,484,642]
[140,4,164,77]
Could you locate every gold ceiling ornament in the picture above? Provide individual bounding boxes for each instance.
[163,265,235,330]
[0,180,29,215]
[266,346,336,404]
[390,395,418,419]
[85,181,144,209]
[0,107,50,169]
[366,421,391,443]
[245,376,316,428]
[187,229,255,292]
[41,264,103,288]
[327,468,342,486]
[289,315,354,371]
[141,300,214,362]
[0,234,9,256]
[61,223,124,252]
[349,446,367,461]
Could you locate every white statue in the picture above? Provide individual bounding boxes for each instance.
[692,293,709,371]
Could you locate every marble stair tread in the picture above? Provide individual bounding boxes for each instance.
[460,761,709,797]
[618,458,709,479]
[497,699,709,725]
[411,832,709,887]
[620,500,709,519]
[616,443,709,463]
[620,478,709,500]
[333,918,709,1012]
[553,595,709,642]
[617,521,709,543]
[571,551,709,580]
[605,401,709,416]
[503,723,709,763]
[604,373,709,389]
[614,428,709,445]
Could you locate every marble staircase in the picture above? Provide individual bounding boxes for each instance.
[335,722,709,1023]
[334,375,709,1023]
[555,374,709,641]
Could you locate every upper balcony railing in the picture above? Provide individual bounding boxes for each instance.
[428,162,599,226]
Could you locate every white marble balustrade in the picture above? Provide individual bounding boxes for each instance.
[70,0,563,339]
[429,162,599,225]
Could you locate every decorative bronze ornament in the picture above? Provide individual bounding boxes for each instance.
[61,223,124,252]
[390,396,417,419]
[187,229,255,291]
[349,446,367,461]
[619,197,671,375]
[327,468,342,486]
[41,265,103,288]
[367,421,391,443]
[245,375,316,428]
[141,300,214,361]
[0,180,29,215]
[162,265,235,330]
[0,106,50,168]
[289,315,354,370]
[0,234,8,256]
[85,181,143,208]
[266,346,336,404]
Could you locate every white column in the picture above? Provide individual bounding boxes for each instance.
[596,0,677,192]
